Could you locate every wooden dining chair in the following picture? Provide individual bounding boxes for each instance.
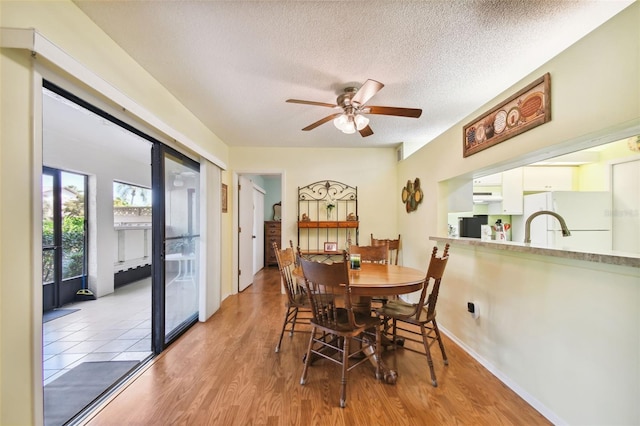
[351,243,390,308]
[375,243,450,387]
[299,256,382,408]
[348,242,389,264]
[371,234,401,265]
[273,241,311,353]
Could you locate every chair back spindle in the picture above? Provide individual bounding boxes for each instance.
[348,243,389,265]
[371,234,401,265]
[415,244,449,321]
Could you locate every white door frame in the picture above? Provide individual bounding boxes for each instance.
[253,185,266,274]
[232,170,285,295]
[238,175,255,292]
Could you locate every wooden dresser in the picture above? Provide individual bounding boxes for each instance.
[264,221,281,266]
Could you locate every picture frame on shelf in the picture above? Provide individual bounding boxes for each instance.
[323,242,338,253]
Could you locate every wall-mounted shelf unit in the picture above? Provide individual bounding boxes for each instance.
[297,180,358,259]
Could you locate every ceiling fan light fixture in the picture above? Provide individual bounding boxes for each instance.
[342,124,356,134]
[333,113,366,134]
[333,114,350,131]
[354,114,369,131]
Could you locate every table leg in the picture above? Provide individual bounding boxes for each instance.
[352,296,398,384]
[352,296,371,315]
[362,333,397,384]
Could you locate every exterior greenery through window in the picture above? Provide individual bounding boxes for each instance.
[114,181,152,207]
[42,172,86,283]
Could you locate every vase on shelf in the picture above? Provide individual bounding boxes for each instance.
[326,200,336,220]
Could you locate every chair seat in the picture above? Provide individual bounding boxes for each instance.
[289,292,309,307]
[311,308,380,334]
[376,299,432,323]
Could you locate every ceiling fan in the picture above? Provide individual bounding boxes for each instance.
[286,79,422,137]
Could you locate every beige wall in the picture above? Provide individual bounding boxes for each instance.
[230,146,399,241]
[398,4,639,424]
[228,146,399,297]
[1,46,39,426]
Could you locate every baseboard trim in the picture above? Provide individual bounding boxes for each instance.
[439,325,566,426]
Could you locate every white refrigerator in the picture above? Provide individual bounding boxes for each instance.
[512,191,612,251]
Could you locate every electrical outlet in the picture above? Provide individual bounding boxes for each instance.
[467,302,479,319]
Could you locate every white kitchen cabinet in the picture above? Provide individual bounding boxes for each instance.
[523,166,575,191]
[473,172,502,186]
[488,168,523,214]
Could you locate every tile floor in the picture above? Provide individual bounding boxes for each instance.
[43,278,153,385]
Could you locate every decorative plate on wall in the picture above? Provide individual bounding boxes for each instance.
[402,178,423,213]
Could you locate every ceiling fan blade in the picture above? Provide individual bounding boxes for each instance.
[351,79,384,106]
[286,99,338,108]
[366,106,422,118]
[359,125,374,137]
[301,113,343,131]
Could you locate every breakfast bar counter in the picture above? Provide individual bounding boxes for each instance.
[429,236,640,268]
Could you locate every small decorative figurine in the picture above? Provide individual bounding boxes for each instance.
[346,212,357,221]
[301,213,310,222]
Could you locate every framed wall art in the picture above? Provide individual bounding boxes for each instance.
[221,183,228,213]
[463,73,551,158]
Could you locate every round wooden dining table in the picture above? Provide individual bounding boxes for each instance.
[293,262,425,296]
[345,262,425,295]
[293,262,426,384]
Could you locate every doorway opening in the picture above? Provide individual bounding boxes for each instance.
[235,173,284,294]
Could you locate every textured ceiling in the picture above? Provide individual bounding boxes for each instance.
[72,0,633,152]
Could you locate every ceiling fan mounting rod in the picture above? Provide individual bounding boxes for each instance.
[337,87,358,108]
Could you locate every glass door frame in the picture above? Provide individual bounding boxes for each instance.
[151,144,200,354]
[43,80,201,357]
[42,166,88,310]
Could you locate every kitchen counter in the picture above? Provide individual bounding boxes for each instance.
[430,236,640,268]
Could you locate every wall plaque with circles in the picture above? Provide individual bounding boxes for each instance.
[494,110,507,134]
[463,73,551,158]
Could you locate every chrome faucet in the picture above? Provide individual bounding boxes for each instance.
[524,210,572,244]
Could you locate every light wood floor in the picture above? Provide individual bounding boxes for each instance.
[86,267,551,425]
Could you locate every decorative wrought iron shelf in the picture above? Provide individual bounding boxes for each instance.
[298,221,359,229]
[297,180,359,257]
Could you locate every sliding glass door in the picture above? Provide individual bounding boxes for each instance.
[152,146,200,350]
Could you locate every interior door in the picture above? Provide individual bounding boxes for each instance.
[253,187,265,274]
[238,175,254,292]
